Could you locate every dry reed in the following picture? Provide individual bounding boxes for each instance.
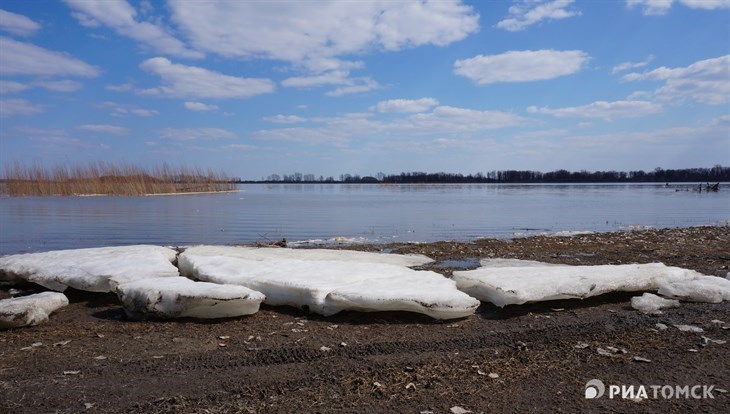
[0,161,236,196]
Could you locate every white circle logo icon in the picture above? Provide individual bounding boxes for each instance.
[585,379,605,399]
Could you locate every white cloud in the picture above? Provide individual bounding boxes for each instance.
[32,79,83,92]
[0,80,28,94]
[527,100,663,120]
[454,50,589,84]
[627,0,729,15]
[106,82,134,92]
[0,98,44,117]
[282,71,350,88]
[63,0,202,59]
[252,105,526,147]
[168,0,478,69]
[626,0,674,15]
[76,124,129,135]
[158,128,237,141]
[623,55,730,104]
[497,0,581,31]
[326,78,380,97]
[263,115,307,124]
[138,57,275,99]
[0,8,41,36]
[184,101,218,111]
[101,101,159,117]
[0,36,99,77]
[370,98,439,113]
[612,55,655,74]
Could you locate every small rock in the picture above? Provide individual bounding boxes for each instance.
[218,343,227,347]
[53,340,71,347]
[488,373,499,379]
[655,323,668,330]
[446,323,459,328]
[515,341,527,350]
[710,319,725,325]
[152,355,164,359]
[551,308,565,312]
[319,346,332,352]
[373,381,383,388]
[633,356,651,363]
[406,382,416,390]
[574,342,589,349]
[246,335,255,341]
[96,333,105,338]
[339,342,347,347]
[597,348,613,357]
[84,403,95,409]
[477,370,486,376]
[63,370,80,375]
[218,335,230,340]
[687,348,699,353]
[674,324,704,333]
[93,355,107,360]
[450,406,471,414]
[32,342,42,347]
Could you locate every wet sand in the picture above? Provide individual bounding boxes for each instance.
[1,226,728,413]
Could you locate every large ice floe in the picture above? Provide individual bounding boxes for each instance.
[179,246,478,319]
[452,260,705,307]
[657,276,730,303]
[0,292,69,329]
[115,277,266,320]
[0,245,179,292]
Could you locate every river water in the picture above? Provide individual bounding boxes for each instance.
[1,183,727,255]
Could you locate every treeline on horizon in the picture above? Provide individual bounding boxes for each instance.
[246,165,730,184]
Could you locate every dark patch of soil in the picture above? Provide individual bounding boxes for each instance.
[1,226,728,413]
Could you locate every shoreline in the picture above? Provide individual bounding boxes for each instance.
[1,225,728,413]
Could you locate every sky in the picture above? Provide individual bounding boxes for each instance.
[0,0,728,180]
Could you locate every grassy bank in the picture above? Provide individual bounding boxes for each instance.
[1,162,236,196]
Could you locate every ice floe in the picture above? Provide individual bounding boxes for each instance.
[179,247,477,319]
[0,292,69,329]
[631,293,680,315]
[115,277,265,320]
[657,276,730,303]
[0,245,179,292]
[178,245,433,271]
[452,261,704,307]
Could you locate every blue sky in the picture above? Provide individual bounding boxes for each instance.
[0,0,728,180]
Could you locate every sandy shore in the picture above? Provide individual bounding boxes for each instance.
[1,226,728,413]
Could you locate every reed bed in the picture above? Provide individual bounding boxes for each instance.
[1,162,236,196]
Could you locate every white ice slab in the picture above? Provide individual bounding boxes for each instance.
[657,276,730,303]
[631,293,680,314]
[178,245,433,275]
[0,292,69,329]
[115,277,265,320]
[179,251,478,319]
[0,245,179,292]
[452,261,703,307]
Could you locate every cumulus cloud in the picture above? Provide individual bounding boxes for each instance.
[263,114,307,124]
[497,0,581,31]
[0,98,44,117]
[252,105,526,147]
[0,36,99,77]
[0,80,28,94]
[32,79,83,92]
[627,0,729,15]
[612,55,655,74]
[63,0,202,59]
[168,0,478,69]
[370,98,439,113]
[454,50,589,84]
[77,124,129,135]
[326,78,380,97]
[138,57,275,99]
[0,8,41,36]
[158,127,237,141]
[527,100,663,120]
[184,101,218,111]
[106,82,134,92]
[101,101,158,117]
[623,55,729,104]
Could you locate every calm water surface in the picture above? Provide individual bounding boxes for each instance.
[1,183,728,255]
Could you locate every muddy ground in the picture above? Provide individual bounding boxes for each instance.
[1,226,728,413]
